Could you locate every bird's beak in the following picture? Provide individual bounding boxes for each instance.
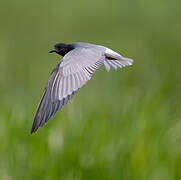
[49,49,57,53]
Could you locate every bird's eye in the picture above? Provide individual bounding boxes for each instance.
[57,46,61,50]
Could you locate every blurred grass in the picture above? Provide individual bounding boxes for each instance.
[0,0,181,179]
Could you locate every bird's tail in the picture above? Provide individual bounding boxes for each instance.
[104,48,133,71]
[104,57,133,72]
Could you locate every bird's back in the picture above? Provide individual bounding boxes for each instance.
[73,42,106,51]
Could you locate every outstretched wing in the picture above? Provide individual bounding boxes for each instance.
[31,47,104,133]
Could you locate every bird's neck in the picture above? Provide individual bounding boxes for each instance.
[67,44,74,52]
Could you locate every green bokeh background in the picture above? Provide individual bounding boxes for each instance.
[0,0,181,179]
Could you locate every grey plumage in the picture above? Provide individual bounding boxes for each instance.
[31,42,133,133]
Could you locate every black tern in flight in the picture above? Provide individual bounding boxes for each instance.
[31,42,133,133]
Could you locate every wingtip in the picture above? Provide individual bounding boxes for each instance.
[30,122,39,134]
[30,127,36,134]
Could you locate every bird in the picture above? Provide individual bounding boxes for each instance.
[31,42,133,134]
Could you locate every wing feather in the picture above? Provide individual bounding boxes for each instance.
[31,48,104,133]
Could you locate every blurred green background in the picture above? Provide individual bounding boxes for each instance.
[0,0,181,179]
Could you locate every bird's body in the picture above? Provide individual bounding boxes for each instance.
[31,42,133,133]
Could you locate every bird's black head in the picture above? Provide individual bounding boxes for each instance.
[49,43,74,56]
